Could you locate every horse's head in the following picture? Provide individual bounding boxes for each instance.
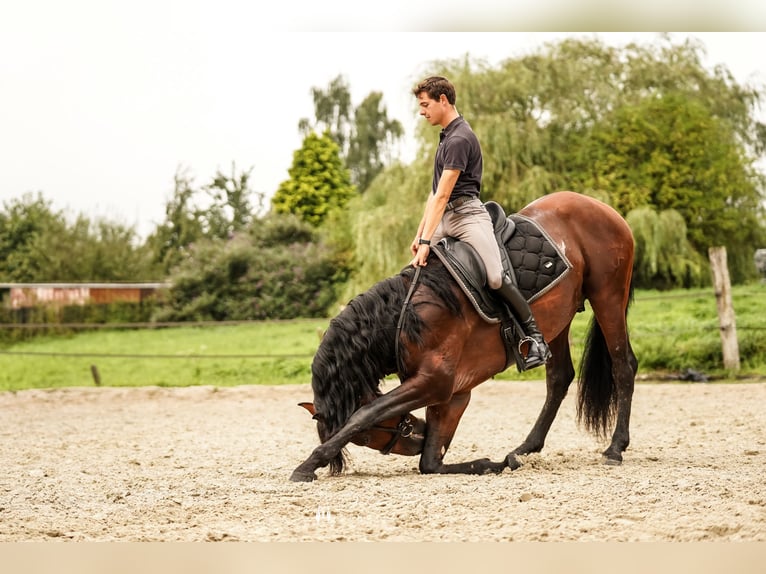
[298,402,425,456]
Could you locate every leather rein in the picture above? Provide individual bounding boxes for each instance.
[379,265,423,455]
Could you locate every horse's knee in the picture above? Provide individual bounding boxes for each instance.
[418,456,441,474]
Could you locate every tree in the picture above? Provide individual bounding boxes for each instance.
[347,92,404,192]
[199,162,261,239]
[0,192,65,281]
[0,192,157,282]
[340,36,766,293]
[146,163,265,274]
[580,93,764,284]
[35,215,156,281]
[145,167,205,274]
[626,206,704,289]
[299,75,353,155]
[271,131,355,227]
[300,75,403,193]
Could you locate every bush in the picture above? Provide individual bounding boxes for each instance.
[153,214,349,321]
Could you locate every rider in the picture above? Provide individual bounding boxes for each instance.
[409,76,550,370]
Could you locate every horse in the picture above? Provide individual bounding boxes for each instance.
[290,191,637,482]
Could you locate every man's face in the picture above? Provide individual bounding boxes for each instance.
[417,92,446,126]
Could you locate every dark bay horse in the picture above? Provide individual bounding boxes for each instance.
[291,191,637,482]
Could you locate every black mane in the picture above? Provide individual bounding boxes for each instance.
[310,256,461,473]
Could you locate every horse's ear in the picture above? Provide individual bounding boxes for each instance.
[298,402,316,416]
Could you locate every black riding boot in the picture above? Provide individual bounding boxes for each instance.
[493,273,551,370]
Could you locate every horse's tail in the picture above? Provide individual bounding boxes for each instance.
[576,317,616,438]
[576,283,635,438]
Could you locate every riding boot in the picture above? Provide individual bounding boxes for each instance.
[493,273,552,370]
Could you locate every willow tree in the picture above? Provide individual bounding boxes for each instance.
[342,35,766,295]
[336,161,431,300]
[627,206,704,289]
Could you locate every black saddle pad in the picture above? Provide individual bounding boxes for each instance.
[506,214,571,303]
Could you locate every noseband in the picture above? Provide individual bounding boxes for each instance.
[372,414,416,455]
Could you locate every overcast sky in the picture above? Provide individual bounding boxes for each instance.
[2,3,766,238]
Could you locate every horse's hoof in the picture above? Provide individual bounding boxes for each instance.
[290,469,317,482]
[478,459,507,474]
[601,455,623,466]
[505,454,522,471]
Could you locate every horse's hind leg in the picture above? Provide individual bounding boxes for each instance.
[419,392,507,475]
[508,329,575,465]
[588,293,638,465]
[600,330,637,465]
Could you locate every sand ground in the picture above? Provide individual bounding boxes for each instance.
[2,379,765,542]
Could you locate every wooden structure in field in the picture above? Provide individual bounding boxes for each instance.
[0,283,170,309]
[708,247,740,372]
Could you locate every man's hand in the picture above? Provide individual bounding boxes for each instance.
[410,244,430,267]
[410,236,421,256]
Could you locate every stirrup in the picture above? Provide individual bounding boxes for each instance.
[519,336,551,369]
[517,336,536,356]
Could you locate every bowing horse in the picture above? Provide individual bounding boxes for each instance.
[291,191,637,482]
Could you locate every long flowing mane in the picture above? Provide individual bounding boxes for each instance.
[311,257,461,472]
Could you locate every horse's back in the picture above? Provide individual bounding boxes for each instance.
[521,191,631,239]
[518,191,634,332]
[520,191,633,266]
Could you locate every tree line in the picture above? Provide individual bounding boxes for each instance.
[2,35,765,323]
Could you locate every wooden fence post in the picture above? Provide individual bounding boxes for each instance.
[708,246,740,371]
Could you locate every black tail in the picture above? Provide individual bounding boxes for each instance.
[576,283,635,438]
[576,317,616,439]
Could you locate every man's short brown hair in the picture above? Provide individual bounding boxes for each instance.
[413,76,456,105]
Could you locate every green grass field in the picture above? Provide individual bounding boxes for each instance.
[0,320,327,391]
[1,284,764,391]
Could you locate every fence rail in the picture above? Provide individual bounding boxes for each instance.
[1,289,763,362]
[0,350,314,359]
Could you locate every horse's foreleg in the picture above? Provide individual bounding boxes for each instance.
[419,393,506,475]
[510,332,575,465]
[290,383,431,482]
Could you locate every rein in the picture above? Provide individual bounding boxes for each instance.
[394,265,422,374]
[380,266,423,455]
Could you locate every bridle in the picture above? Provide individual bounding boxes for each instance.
[308,265,420,456]
[371,413,416,455]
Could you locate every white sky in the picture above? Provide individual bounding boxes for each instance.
[2,2,766,238]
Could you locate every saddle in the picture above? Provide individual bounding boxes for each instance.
[431,201,572,371]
